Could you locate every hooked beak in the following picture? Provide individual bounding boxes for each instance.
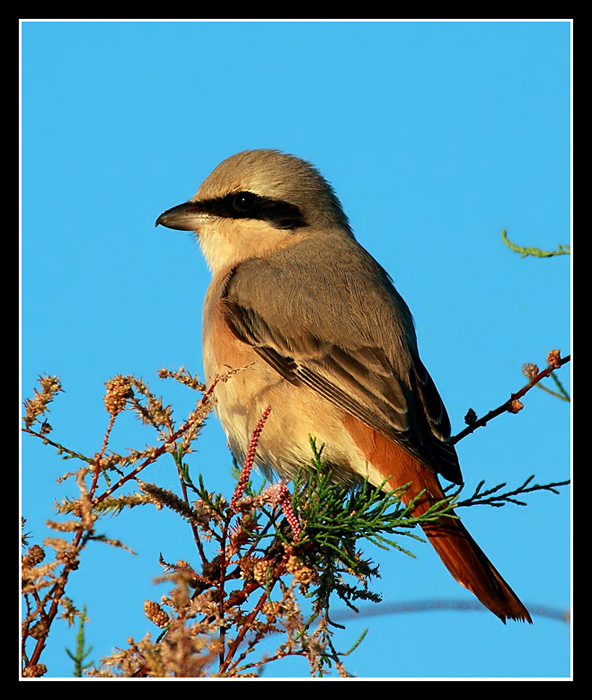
[154,201,209,231]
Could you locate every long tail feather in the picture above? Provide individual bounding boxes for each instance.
[343,416,532,623]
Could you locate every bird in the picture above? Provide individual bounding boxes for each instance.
[155,148,532,624]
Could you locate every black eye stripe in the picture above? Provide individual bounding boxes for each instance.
[197,192,307,230]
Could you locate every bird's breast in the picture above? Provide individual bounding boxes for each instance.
[201,272,367,484]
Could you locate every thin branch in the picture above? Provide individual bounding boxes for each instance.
[452,352,570,445]
[331,599,569,623]
[451,475,570,509]
[92,379,217,507]
[501,229,570,258]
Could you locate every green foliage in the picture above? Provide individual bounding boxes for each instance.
[65,605,94,677]
[501,229,570,258]
[535,370,570,402]
[290,439,448,621]
[21,366,569,678]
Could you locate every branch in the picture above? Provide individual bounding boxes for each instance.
[501,229,570,258]
[331,599,569,624]
[451,350,570,445]
[451,474,570,509]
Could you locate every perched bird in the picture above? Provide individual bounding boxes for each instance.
[155,149,532,623]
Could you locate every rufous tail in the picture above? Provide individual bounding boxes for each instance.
[344,417,532,623]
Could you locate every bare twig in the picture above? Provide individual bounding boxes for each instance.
[331,599,569,623]
[92,379,217,507]
[452,351,570,445]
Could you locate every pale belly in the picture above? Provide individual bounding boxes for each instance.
[201,271,380,487]
[205,349,366,485]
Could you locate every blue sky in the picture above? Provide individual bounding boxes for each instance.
[20,20,571,679]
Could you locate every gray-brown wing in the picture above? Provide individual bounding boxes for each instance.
[220,283,462,485]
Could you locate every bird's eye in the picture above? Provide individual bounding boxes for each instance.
[232,191,259,213]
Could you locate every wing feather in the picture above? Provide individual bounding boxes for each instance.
[221,282,462,484]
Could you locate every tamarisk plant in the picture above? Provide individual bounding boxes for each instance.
[21,354,569,678]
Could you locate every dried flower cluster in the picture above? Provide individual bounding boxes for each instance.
[21,369,218,677]
[21,353,570,678]
[508,398,524,414]
[547,349,562,369]
[23,374,62,430]
[103,375,134,416]
[23,368,381,678]
[521,363,540,380]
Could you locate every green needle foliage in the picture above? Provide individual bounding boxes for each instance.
[21,367,569,678]
[65,605,94,677]
[289,439,454,624]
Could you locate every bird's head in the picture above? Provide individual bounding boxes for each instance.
[155,149,352,271]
